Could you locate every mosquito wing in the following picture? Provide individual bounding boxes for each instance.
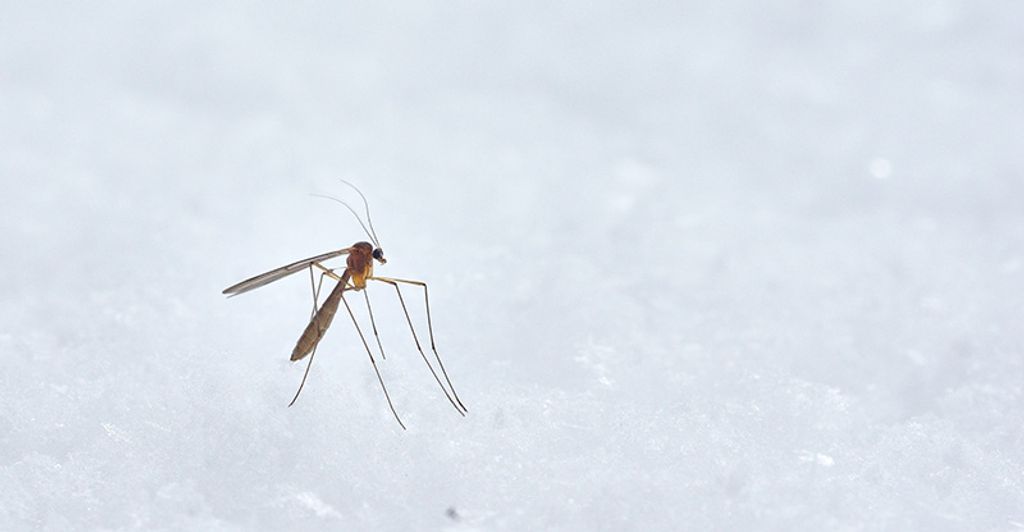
[222,248,351,297]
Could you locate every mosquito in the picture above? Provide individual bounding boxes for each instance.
[222,181,466,429]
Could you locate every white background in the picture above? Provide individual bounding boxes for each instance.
[2,2,1023,530]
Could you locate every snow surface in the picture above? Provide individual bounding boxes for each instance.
[2,2,1023,530]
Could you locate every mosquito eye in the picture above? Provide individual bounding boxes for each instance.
[373,249,383,260]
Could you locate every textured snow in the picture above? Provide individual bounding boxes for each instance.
[2,2,1023,530]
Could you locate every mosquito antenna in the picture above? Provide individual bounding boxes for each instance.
[310,193,378,247]
[339,179,381,248]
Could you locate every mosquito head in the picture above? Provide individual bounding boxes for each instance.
[372,247,387,265]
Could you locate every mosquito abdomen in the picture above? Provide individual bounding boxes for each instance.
[291,273,349,361]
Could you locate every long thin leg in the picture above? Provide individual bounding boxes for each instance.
[309,266,328,319]
[371,278,465,415]
[340,291,406,430]
[314,263,386,362]
[362,289,387,361]
[314,262,346,282]
[371,276,466,412]
[288,265,333,407]
[289,343,321,407]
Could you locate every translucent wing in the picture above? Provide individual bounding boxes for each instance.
[222,248,351,297]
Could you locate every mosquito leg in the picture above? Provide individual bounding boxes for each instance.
[368,278,464,415]
[314,262,345,283]
[290,266,333,408]
[340,291,406,430]
[288,340,320,407]
[371,276,466,412]
[362,289,388,361]
[308,265,328,320]
[290,263,348,408]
